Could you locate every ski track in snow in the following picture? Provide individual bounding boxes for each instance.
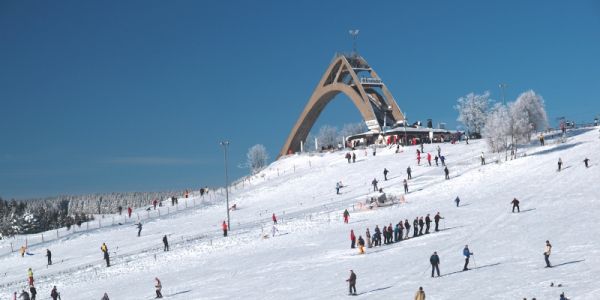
[1,127,600,299]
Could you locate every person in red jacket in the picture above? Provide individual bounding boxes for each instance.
[222,221,228,237]
[272,213,277,224]
[427,153,432,166]
[350,230,356,249]
[152,199,158,210]
[127,207,132,218]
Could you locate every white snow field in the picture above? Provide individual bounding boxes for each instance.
[1,128,600,299]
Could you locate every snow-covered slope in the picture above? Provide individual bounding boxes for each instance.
[1,128,599,299]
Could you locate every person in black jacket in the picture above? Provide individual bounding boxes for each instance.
[434,212,443,232]
[418,217,425,236]
[406,166,412,179]
[29,286,37,300]
[511,198,520,213]
[444,166,450,180]
[46,249,52,265]
[413,218,419,237]
[404,219,411,239]
[162,235,169,251]
[430,251,441,277]
[425,214,432,234]
[346,270,357,295]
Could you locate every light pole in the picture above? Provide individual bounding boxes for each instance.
[403,114,408,146]
[349,29,359,55]
[499,83,508,161]
[220,141,230,230]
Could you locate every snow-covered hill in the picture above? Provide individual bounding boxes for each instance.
[1,128,599,299]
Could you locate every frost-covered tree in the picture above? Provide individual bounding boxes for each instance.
[246,144,269,174]
[455,91,491,136]
[339,122,368,138]
[482,103,510,152]
[317,125,339,149]
[510,90,548,142]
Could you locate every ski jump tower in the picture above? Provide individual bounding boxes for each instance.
[279,52,405,157]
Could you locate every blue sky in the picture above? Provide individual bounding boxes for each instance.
[1,1,599,199]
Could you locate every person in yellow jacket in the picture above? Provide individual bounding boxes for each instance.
[357,236,365,254]
[414,286,426,300]
[27,268,34,286]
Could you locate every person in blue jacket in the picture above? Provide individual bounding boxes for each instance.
[463,245,474,271]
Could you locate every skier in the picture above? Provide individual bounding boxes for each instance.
[584,157,589,168]
[346,152,352,163]
[336,182,341,195]
[271,225,278,237]
[136,222,143,237]
[434,212,443,232]
[50,286,59,300]
[560,292,570,300]
[558,158,563,171]
[463,245,473,271]
[413,218,419,237]
[117,205,122,215]
[153,199,158,210]
[430,251,441,277]
[350,230,356,249]
[440,155,446,166]
[434,155,439,166]
[162,235,169,251]
[357,236,365,254]
[444,166,449,180]
[346,270,357,295]
[480,152,485,165]
[46,249,52,265]
[544,240,552,268]
[343,209,350,224]
[18,290,30,300]
[101,243,110,267]
[365,228,372,248]
[425,214,432,234]
[455,196,460,207]
[403,179,409,194]
[383,168,389,181]
[352,152,356,163]
[127,206,132,218]
[427,153,432,166]
[27,268,34,286]
[29,286,36,300]
[418,217,425,236]
[404,219,411,239]
[272,213,277,224]
[372,178,379,192]
[511,198,520,213]
[417,152,421,165]
[222,221,228,237]
[414,286,426,300]
[154,277,163,298]
[539,133,545,146]
[407,166,412,179]
[437,145,441,157]
[101,293,109,300]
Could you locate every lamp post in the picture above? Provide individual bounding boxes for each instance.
[220,141,230,230]
[499,83,508,161]
[403,114,408,146]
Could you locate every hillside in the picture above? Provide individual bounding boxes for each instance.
[1,127,599,299]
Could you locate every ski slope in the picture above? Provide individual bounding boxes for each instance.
[1,128,599,299]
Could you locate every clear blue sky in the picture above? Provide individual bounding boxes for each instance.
[1,1,599,199]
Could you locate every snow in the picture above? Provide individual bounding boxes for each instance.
[1,127,599,299]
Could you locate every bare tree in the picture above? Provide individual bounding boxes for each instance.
[246,144,269,174]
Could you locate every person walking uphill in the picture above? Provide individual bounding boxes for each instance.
[222,221,228,237]
[383,168,389,181]
[463,245,474,271]
[434,212,443,232]
[346,270,357,295]
[154,277,163,298]
[511,198,520,213]
[544,240,552,268]
[430,252,441,277]
[343,209,350,224]
[414,286,426,300]
[101,243,110,267]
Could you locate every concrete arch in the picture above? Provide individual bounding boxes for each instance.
[280,54,404,157]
